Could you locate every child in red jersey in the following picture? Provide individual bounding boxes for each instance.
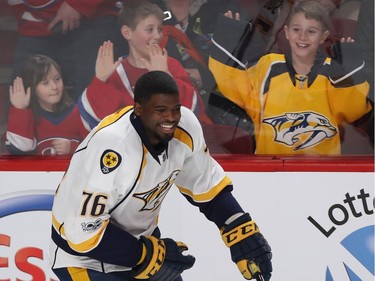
[3,55,90,155]
[79,0,211,129]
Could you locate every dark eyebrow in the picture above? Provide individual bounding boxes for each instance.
[154,105,166,109]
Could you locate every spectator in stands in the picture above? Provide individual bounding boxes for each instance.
[158,0,341,133]
[7,0,126,101]
[3,55,90,155]
[158,0,216,108]
[79,0,211,130]
[157,0,255,134]
[259,0,340,54]
[223,0,341,66]
[209,0,372,155]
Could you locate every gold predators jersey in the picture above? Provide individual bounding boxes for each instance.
[209,15,372,155]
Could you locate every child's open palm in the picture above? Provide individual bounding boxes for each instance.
[95,41,123,82]
[9,77,30,110]
[141,44,170,74]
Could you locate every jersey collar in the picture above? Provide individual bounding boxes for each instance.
[130,112,169,164]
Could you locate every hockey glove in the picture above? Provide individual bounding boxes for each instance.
[329,41,367,86]
[133,236,195,281]
[221,213,272,281]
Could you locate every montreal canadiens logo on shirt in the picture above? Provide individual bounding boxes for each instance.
[100,149,122,174]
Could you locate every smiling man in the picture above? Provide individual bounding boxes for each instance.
[50,70,272,281]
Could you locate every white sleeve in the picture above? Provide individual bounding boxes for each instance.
[174,108,232,203]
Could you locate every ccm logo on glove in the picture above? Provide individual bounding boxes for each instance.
[222,220,259,247]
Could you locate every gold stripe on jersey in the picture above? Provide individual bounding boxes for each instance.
[52,213,66,236]
[52,213,109,253]
[177,175,232,202]
[174,127,193,151]
[138,145,148,182]
[96,106,133,132]
[67,267,91,280]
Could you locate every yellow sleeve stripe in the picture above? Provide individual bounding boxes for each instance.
[174,127,193,151]
[52,214,109,253]
[96,106,133,131]
[136,145,148,183]
[67,267,91,280]
[176,176,232,202]
[67,219,109,253]
[52,213,66,236]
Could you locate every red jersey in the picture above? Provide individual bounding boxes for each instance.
[7,0,120,36]
[79,57,205,129]
[4,105,90,155]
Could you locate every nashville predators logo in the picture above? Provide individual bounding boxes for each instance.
[133,170,180,212]
[263,112,337,150]
[100,149,122,174]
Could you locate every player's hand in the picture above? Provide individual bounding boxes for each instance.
[132,236,195,281]
[95,41,123,82]
[141,44,170,74]
[9,77,30,110]
[48,1,81,33]
[51,139,71,155]
[221,213,272,280]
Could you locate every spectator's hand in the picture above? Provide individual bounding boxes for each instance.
[95,41,123,82]
[9,77,30,110]
[340,37,355,43]
[48,1,81,33]
[224,10,240,21]
[51,139,71,155]
[141,44,171,75]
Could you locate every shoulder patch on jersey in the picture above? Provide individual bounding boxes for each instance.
[100,149,122,174]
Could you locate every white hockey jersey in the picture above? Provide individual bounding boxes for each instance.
[50,105,232,272]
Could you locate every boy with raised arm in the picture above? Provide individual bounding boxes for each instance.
[209,1,373,154]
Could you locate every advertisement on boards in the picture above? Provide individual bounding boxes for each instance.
[0,171,373,281]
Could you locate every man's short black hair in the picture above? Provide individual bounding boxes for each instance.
[134,71,179,104]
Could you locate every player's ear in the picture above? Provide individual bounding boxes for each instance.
[121,25,132,40]
[134,102,142,117]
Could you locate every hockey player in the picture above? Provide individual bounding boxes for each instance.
[50,70,272,280]
[209,1,373,154]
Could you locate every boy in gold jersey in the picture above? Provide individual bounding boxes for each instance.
[209,0,373,154]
